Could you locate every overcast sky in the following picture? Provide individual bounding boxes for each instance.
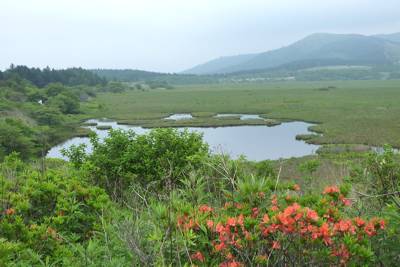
[1,0,399,72]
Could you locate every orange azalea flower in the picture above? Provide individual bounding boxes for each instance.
[271,205,279,211]
[271,195,278,205]
[332,244,350,263]
[364,222,376,236]
[187,219,196,230]
[5,208,15,216]
[311,231,319,240]
[220,260,243,267]
[215,242,226,252]
[207,220,214,229]
[216,222,225,233]
[293,184,301,191]
[342,198,351,206]
[292,202,301,211]
[272,241,281,250]
[294,212,303,221]
[319,222,332,245]
[199,204,213,213]
[244,230,251,240]
[334,219,355,234]
[379,219,386,230]
[262,214,270,224]
[237,214,244,226]
[354,217,365,227]
[319,222,330,236]
[234,202,243,209]
[191,251,205,262]
[277,213,295,226]
[227,217,236,227]
[306,208,319,222]
[251,207,259,218]
[226,252,235,260]
[282,202,301,218]
[323,186,340,195]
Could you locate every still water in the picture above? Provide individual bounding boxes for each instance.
[214,114,265,120]
[164,113,193,120]
[47,117,319,161]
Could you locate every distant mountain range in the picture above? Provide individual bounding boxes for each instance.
[184,32,400,75]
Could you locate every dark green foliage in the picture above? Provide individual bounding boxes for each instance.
[65,128,209,199]
[30,106,64,126]
[346,146,400,265]
[0,119,38,161]
[92,69,217,85]
[48,91,80,114]
[145,80,173,89]
[254,160,276,178]
[101,81,129,93]
[0,154,131,265]
[365,146,400,207]
[92,69,167,82]
[0,70,103,159]
[1,65,106,87]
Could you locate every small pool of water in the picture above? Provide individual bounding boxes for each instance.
[47,118,319,161]
[164,113,193,120]
[214,114,265,120]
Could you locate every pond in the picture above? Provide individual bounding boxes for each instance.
[47,116,320,161]
[214,114,265,120]
[164,113,193,120]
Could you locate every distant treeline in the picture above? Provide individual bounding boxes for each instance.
[0,65,106,87]
[92,69,218,85]
[91,69,168,82]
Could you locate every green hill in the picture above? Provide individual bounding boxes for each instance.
[184,33,400,74]
[182,53,257,75]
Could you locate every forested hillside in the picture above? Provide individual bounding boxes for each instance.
[1,65,106,87]
[0,65,134,161]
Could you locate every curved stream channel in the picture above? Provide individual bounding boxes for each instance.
[47,114,320,161]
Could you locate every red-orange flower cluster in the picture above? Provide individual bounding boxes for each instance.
[199,204,213,213]
[191,251,205,262]
[176,185,386,266]
[5,208,15,216]
[323,186,340,195]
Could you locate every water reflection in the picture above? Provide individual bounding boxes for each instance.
[164,113,193,120]
[47,117,319,161]
[214,114,265,120]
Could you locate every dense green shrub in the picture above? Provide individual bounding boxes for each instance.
[0,154,131,265]
[0,119,38,160]
[65,128,209,199]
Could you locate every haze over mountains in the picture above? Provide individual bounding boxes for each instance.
[184,33,400,75]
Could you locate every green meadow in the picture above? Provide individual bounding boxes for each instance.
[89,80,400,148]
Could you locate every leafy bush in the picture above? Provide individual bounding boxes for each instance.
[66,128,209,199]
[0,119,38,160]
[0,154,131,265]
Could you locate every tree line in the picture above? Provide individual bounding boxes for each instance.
[0,64,106,87]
